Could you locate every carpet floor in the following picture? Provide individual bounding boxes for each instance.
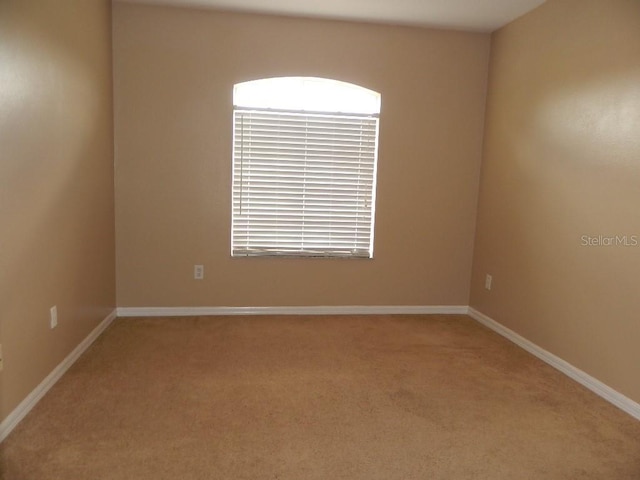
[1,314,640,479]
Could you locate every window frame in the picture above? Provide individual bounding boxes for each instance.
[231,77,381,259]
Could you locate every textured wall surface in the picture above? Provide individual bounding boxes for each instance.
[471,0,640,403]
[0,0,115,421]
[113,4,490,308]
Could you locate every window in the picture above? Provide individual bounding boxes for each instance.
[231,77,381,258]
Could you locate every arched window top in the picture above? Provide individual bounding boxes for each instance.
[233,77,381,116]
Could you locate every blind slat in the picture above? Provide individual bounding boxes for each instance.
[232,108,379,258]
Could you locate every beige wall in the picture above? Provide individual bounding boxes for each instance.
[471,0,640,403]
[0,0,115,421]
[113,4,490,308]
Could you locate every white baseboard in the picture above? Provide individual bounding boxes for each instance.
[116,305,469,317]
[0,309,117,443]
[467,307,640,422]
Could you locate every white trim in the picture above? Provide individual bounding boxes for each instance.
[0,309,117,443]
[468,307,640,422]
[116,305,468,317]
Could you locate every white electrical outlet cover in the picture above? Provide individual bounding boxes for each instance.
[194,265,204,280]
[50,306,58,329]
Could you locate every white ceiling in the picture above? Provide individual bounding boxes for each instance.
[116,0,547,32]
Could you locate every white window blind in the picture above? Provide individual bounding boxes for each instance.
[232,107,379,258]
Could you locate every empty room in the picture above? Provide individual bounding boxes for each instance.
[1,0,639,478]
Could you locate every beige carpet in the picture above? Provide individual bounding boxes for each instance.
[2,315,640,479]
